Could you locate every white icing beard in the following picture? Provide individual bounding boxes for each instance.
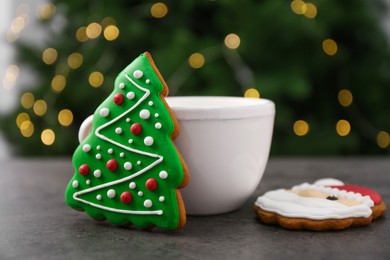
[291,183,374,207]
[255,189,373,220]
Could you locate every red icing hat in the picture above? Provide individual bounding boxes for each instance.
[329,185,382,205]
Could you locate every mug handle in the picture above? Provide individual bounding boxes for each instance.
[78,115,94,143]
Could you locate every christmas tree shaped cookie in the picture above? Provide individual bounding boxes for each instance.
[65,52,189,230]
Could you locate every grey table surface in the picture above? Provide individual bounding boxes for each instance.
[0,157,389,260]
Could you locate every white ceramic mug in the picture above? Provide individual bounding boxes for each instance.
[78,96,275,215]
[166,97,275,215]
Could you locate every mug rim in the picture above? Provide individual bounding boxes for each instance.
[166,96,275,120]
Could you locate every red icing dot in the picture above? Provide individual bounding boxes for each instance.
[130,123,142,135]
[78,164,90,176]
[330,185,382,205]
[146,178,158,191]
[120,191,133,204]
[113,93,125,105]
[106,159,119,172]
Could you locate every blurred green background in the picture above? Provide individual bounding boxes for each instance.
[0,0,389,156]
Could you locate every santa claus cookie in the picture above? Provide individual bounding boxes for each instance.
[65,52,189,230]
[253,178,386,231]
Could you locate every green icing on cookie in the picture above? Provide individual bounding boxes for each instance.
[65,53,187,229]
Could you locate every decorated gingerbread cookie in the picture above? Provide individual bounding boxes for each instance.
[65,52,189,230]
[253,178,386,231]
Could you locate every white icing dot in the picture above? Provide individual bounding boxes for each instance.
[159,171,168,179]
[144,136,154,146]
[128,139,133,144]
[126,118,131,122]
[119,82,125,89]
[127,92,135,99]
[107,189,116,199]
[96,154,102,159]
[86,179,91,185]
[120,152,125,157]
[146,79,151,84]
[96,194,102,201]
[137,161,142,165]
[82,144,91,152]
[144,199,153,208]
[115,127,122,134]
[154,113,159,118]
[124,162,132,170]
[129,182,136,189]
[159,196,165,202]
[155,123,162,129]
[96,145,101,150]
[133,70,143,79]
[148,101,153,106]
[138,191,143,196]
[100,108,109,117]
[108,148,113,154]
[72,180,79,188]
[94,170,101,178]
[139,109,150,120]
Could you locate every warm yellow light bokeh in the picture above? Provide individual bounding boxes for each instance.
[89,71,104,88]
[304,3,317,19]
[10,16,26,33]
[322,39,338,56]
[151,3,168,18]
[6,65,20,80]
[42,48,58,65]
[20,120,34,137]
[67,52,83,69]
[188,53,205,69]
[21,92,35,109]
[37,3,56,20]
[6,65,20,79]
[291,0,307,15]
[293,120,309,136]
[377,131,390,148]
[103,25,120,41]
[86,22,102,39]
[41,129,55,145]
[338,89,353,107]
[244,88,260,98]
[33,99,47,116]
[3,65,20,89]
[101,17,116,28]
[224,34,241,49]
[58,109,74,127]
[16,112,30,128]
[76,26,88,42]
[51,75,66,93]
[336,120,351,136]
